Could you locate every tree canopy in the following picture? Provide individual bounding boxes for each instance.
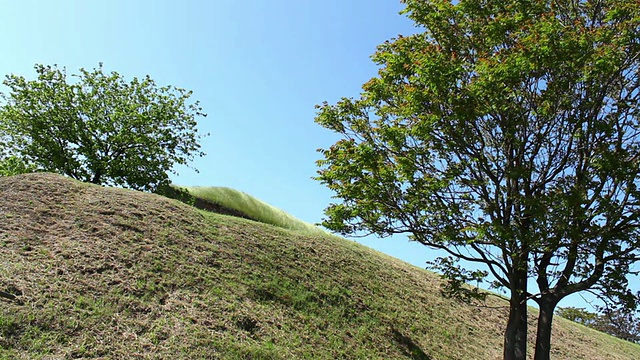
[0,64,207,191]
[0,155,36,177]
[315,1,640,359]
[557,306,640,343]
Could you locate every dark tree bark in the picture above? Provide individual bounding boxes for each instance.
[504,268,529,360]
[534,297,560,360]
[91,170,102,184]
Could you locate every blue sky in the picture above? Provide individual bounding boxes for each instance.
[1,0,432,266]
[2,0,633,310]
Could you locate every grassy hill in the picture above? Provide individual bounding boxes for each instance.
[0,173,638,359]
[180,186,327,235]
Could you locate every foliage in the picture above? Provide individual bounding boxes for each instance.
[0,155,36,177]
[315,1,640,359]
[556,307,599,327]
[0,63,207,191]
[427,256,488,303]
[557,306,640,343]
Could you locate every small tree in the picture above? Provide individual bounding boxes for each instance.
[0,64,207,191]
[557,306,640,343]
[315,1,640,359]
[555,307,599,328]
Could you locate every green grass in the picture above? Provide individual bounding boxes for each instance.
[182,185,328,235]
[0,172,639,359]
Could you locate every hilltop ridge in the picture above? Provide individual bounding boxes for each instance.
[0,173,638,359]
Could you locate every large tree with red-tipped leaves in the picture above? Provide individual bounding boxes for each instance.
[315,1,640,359]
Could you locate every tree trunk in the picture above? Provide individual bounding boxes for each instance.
[504,272,528,360]
[534,298,558,360]
[91,170,102,184]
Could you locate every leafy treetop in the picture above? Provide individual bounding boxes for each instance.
[0,63,207,191]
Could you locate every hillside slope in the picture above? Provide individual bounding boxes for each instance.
[0,173,638,359]
[181,186,327,235]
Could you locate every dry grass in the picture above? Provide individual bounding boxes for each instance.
[0,173,638,359]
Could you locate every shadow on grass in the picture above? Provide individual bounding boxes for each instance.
[157,184,256,221]
[392,328,432,360]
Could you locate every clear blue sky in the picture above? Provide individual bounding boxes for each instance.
[2,0,632,310]
[0,0,431,266]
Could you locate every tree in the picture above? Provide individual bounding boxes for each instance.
[0,64,207,191]
[0,155,36,177]
[314,1,640,359]
[555,306,599,328]
[557,306,640,343]
[596,307,640,343]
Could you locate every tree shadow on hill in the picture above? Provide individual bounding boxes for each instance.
[391,328,432,360]
[157,185,256,221]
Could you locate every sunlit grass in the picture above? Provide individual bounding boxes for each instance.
[183,186,328,236]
